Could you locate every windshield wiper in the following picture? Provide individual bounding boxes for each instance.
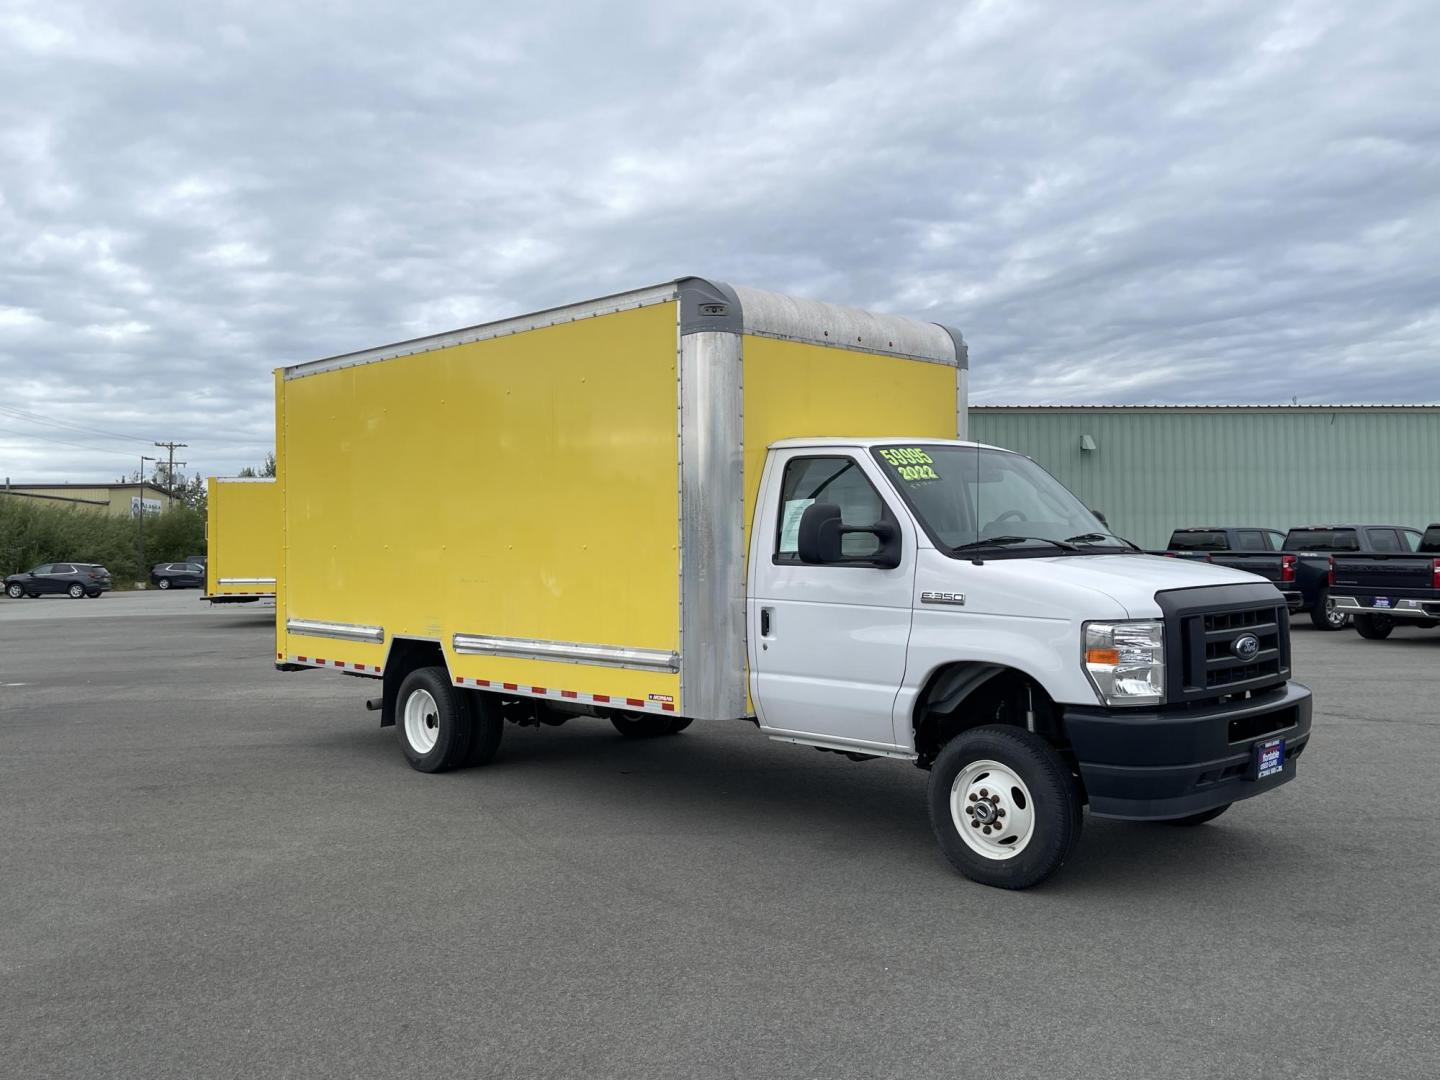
[1063,532,1143,552]
[951,535,1079,553]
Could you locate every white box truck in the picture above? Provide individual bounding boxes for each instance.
[275,278,1312,888]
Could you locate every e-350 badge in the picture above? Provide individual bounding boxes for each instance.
[921,591,966,606]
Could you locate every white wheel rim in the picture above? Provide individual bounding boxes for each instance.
[8,585,21,597]
[403,688,440,755]
[159,579,169,589]
[70,585,82,597]
[950,759,1037,861]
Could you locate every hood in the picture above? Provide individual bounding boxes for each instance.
[975,553,1276,619]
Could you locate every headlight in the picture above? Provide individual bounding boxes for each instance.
[1083,620,1165,706]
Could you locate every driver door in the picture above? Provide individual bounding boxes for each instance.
[748,451,916,752]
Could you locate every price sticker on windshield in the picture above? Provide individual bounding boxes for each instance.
[879,447,940,483]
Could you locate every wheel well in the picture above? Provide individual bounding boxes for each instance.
[380,638,449,728]
[912,663,1062,768]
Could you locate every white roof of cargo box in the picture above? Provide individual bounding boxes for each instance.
[284,278,966,380]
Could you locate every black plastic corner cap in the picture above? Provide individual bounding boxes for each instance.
[936,324,969,369]
[677,277,743,336]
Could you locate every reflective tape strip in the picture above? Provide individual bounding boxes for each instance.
[287,618,385,644]
[283,655,382,674]
[453,676,677,713]
[219,576,276,585]
[278,656,676,713]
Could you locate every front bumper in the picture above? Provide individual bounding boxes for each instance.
[1330,594,1440,620]
[1062,681,1312,820]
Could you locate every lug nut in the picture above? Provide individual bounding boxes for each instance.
[995,808,1005,817]
[979,789,989,798]
[968,793,978,802]
[983,826,992,834]
[971,820,980,828]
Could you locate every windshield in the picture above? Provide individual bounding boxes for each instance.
[871,444,1125,555]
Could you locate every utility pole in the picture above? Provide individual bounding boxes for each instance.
[139,454,156,586]
[154,441,188,500]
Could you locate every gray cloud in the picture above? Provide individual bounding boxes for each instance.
[2,0,1437,480]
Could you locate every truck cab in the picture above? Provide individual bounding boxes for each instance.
[748,439,1311,886]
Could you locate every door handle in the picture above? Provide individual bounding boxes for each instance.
[760,607,773,637]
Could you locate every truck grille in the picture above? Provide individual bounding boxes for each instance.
[1157,585,1292,705]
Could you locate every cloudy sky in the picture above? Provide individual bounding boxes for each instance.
[2,0,1437,482]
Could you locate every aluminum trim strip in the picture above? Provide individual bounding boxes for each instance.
[213,477,277,484]
[219,576,277,585]
[284,283,680,380]
[452,633,680,673]
[287,618,385,644]
[679,331,748,719]
[728,283,962,367]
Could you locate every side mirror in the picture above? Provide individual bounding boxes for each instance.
[796,502,902,569]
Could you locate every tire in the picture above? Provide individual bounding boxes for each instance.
[462,691,505,767]
[68,583,85,599]
[157,578,171,590]
[5,583,22,599]
[1309,590,1348,630]
[1354,614,1395,640]
[86,591,100,599]
[927,725,1082,889]
[396,666,477,773]
[1160,803,1231,826]
[610,712,691,737]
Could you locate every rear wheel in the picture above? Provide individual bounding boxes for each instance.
[610,712,691,737]
[5,583,22,599]
[927,725,1082,889]
[67,583,85,599]
[1160,803,1230,826]
[157,578,171,590]
[397,667,483,772]
[1310,590,1348,630]
[1354,614,1395,640]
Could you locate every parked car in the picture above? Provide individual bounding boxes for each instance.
[4,562,112,599]
[1149,527,1300,610]
[1281,525,1423,631]
[150,561,206,590]
[1329,523,1440,638]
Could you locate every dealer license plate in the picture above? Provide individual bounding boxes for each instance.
[1251,738,1285,780]
[1374,597,1392,609]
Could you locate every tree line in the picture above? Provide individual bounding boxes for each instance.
[0,497,207,583]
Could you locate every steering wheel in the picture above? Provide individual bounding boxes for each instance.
[990,509,1025,525]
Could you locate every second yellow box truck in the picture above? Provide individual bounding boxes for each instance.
[205,476,279,604]
[274,277,1312,888]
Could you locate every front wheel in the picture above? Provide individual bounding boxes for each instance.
[927,725,1082,890]
[68,583,85,599]
[610,712,691,737]
[1309,590,1348,630]
[5,583,22,599]
[157,578,171,590]
[1354,614,1395,640]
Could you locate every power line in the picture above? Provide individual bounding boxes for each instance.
[0,403,155,444]
[0,426,145,458]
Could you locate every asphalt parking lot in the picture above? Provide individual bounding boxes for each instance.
[2,593,1437,1079]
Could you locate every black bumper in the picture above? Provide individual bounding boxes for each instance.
[1062,681,1312,820]
[1280,590,1302,611]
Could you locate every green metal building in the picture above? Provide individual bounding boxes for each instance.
[968,406,1440,549]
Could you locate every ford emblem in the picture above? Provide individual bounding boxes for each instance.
[1231,633,1261,661]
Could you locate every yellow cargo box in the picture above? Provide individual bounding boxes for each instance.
[275,278,966,721]
[205,476,279,603]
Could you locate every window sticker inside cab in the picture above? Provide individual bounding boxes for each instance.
[878,447,940,483]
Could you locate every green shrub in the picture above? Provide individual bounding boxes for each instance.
[0,497,206,583]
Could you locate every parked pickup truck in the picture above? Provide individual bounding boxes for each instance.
[1279,525,1425,631]
[1328,524,1440,638]
[272,277,1314,890]
[1152,528,1300,611]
